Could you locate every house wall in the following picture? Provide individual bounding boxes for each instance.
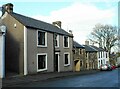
[97,51,109,69]
[56,35,73,72]
[27,29,73,73]
[2,12,24,74]
[87,52,97,70]
[27,28,54,74]
[73,48,86,71]
[0,34,4,78]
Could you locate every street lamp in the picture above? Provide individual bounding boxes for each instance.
[0,25,6,34]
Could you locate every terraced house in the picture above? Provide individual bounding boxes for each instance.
[1,3,73,77]
[83,41,98,70]
[73,41,86,71]
[90,46,109,69]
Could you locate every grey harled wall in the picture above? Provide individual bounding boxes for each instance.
[27,28,54,74]
[57,35,73,72]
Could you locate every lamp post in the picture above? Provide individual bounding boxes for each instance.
[0,25,6,78]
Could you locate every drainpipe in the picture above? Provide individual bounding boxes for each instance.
[53,33,55,72]
[0,25,6,78]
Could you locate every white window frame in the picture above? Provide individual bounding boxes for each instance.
[37,53,47,72]
[64,52,70,66]
[63,36,69,48]
[37,30,47,47]
[55,34,59,48]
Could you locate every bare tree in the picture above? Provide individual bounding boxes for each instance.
[88,23,118,54]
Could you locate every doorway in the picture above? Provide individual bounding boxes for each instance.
[55,53,59,72]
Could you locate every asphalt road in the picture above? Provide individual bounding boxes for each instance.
[14,68,120,87]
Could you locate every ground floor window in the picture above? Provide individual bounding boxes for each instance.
[86,63,87,68]
[37,53,47,72]
[64,52,70,66]
[80,60,82,67]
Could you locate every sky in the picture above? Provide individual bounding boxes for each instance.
[0,0,119,46]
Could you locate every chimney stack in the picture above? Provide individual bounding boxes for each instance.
[85,40,89,45]
[52,21,62,28]
[2,3,13,14]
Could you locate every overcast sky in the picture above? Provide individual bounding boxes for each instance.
[0,0,118,45]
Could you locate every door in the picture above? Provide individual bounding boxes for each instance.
[55,53,59,72]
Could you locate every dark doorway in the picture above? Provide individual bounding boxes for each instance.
[55,53,59,72]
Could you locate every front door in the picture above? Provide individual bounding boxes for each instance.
[55,53,59,72]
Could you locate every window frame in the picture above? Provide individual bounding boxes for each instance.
[63,36,69,48]
[55,34,59,48]
[37,30,47,47]
[64,52,70,66]
[37,53,47,72]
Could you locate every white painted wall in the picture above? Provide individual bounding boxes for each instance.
[97,51,109,69]
[0,34,5,78]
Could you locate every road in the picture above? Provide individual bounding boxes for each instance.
[14,68,120,87]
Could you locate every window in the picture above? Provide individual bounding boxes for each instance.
[99,52,100,58]
[86,63,87,68]
[79,49,82,55]
[37,53,47,72]
[64,53,70,66]
[106,52,108,58]
[37,31,47,47]
[101,52,102,58]
[55,34,59,47]
[103,52,104,57]
[80,60,82,67]
[101,60,102,65]
[64,36,69,48]
[86,52,87,57]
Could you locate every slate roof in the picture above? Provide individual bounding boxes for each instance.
[10,12,73,37]
[90,45,105,51]
[73,41,84,48]
[83,45,97,52]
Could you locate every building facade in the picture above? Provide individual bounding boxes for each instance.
[84,41,98,70]
[1,3,74,77]
[73,41,86,71]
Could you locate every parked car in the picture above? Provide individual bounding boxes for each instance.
[100,64,112,71]
[111,65,116,69]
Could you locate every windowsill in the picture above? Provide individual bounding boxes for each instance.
[37,68,47,72]
[64,47,69,48]
[55,46,59,48]
[37,45,47,48]
[64,64,70,67]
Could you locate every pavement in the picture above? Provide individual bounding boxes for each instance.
[2,69,100,87]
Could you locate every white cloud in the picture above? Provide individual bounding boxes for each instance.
[32,2,116,45]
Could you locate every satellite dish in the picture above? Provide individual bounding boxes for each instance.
[0,25,6,33]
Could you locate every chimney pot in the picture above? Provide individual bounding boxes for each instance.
[52,21,62,28]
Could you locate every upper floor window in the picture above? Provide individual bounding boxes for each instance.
[106,52,108,58]
[99,52,100,58]
[79,49,82,55]
[63,36,69,48]
[37,30,47,47]
[55,34,59,47]
[103,51,104,57]
[101,52,102,58]
[86,52,87,58]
